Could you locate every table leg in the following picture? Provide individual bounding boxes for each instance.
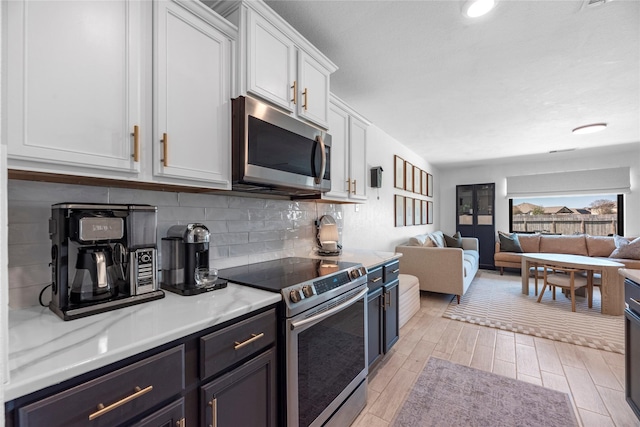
[521,258,530,295]
[601,266,624,315]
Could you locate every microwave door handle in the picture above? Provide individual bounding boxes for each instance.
[314,135,326,185]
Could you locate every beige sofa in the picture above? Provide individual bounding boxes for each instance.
[495,233,640,274]
[395,232,479,303]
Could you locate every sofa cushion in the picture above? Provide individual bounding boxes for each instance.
[494,251,523,263]
[610,235,640,260]
[586,235,615,257]
[444,232,463,248]
[408,234,430,246]
[539,234,588,255]
[429,231,446,248]
[517,233,541,253]
[463,250,479,278]
[609,257,640,269]
[498,232,523,252]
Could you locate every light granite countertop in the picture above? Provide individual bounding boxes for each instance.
[306,248,402,270]
[5,284,281,402]
[5,249,400,402]
[620,268,640,284]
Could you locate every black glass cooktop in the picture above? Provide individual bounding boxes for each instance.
[218,257,360,292]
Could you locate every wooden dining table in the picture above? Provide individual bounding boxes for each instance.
[521,253,625,315]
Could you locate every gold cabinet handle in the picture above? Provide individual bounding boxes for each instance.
[161,133,168,167]
[209,398,218,427]
[176,418,185,427]
[631,298,640,305]
[88,385,153,420]
[131,125,140,162]
[346,179,351,193]
[385,290,392,308]
[302,88,308,111]
[291,81,297,104]
[392,269,400,274]
[371,277,382,283]
[234,332,264,350]
[352,179,357,195]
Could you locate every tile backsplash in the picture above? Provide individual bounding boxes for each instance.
[7,179,342,309]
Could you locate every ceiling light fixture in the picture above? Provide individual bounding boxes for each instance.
[463,0,497,18]
[571,123,608,134]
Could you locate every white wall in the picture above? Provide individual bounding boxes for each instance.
[439,143,640,237]
[342,124,438,251]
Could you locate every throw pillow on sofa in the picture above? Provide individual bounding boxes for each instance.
[610,235,640,260]
[498,231,523,253]
[444,232,463,248]
[428,231,446,248]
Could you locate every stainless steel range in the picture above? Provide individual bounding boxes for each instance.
[219,257,368,427]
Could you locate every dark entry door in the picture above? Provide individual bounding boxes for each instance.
[456,183,495,269]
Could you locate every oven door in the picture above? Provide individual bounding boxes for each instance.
[286,285,368,427]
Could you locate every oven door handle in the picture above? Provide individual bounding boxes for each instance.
[290,287,368,331]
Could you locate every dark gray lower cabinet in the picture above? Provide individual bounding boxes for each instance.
[131,397,185,427]
[383,279,399,353]
[16,346,185,427]
[201,348,277,427]
[367,260,400,370]
[5,306,278,427]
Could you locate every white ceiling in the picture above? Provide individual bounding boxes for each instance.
[264,0,640,167]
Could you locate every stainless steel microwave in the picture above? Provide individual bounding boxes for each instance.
[231,96,331,197]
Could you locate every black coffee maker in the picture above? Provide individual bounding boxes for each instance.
[49,203,164,320]
[161,224,213,295]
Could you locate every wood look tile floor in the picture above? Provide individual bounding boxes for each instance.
[352,290,639,427]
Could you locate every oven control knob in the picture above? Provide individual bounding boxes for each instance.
[302,285,315,298]
[350,267,365,280]
[289,289,303,303]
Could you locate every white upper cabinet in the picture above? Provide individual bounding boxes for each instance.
[349,116,368,201]
[153,0,234,188]
[5,0,236,189]
[324,95,369,202]
[5,0,143,175]
[213,1,337,129]
[297,52,331,129]
[325,105,349,200]
[247,11,296,112]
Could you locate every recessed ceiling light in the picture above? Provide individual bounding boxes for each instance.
[463,0,497,18]
[572,123,608,134]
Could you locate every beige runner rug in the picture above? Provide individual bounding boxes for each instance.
[442,270,624,353]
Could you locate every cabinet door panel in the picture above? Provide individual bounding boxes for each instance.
[6,0,141,173]
[384,280,399,353]
[325,105,349,199]
[130,397,184,427]
[298,51,330,128]
[154,1,231,187]
[348,116,368,201]
[247,10,295,112]
[201,349,277,427]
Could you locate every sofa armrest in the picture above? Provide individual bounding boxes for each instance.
[395,245,466,296]
[495,241,501,254]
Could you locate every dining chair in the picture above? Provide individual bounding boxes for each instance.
[538,265,593,312]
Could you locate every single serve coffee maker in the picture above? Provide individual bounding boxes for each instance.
[49,203,164,320]
[161,224,226,295]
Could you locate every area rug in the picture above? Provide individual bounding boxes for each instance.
[442,270,624,353]
[391,357,579,427]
